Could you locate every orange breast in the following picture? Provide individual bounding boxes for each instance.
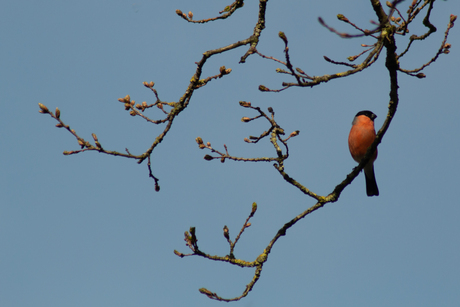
[348,117,377,163]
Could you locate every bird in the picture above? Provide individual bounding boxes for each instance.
[348,110,379,197]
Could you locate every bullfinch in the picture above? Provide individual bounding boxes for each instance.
[348,110,379,197]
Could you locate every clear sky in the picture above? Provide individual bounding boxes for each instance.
[1,1,459,306]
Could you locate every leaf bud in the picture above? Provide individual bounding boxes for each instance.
[38,103,49,114]
[337,14,349,22]
[223,225,230,240]
[241,117,251,122]
[174,250,184,257]
[251,202,258,215]
[258,85,269,92]
[204,155,213,161]
[278,31,288,45]
[296,67,306,74]
[239,101,251,108]
[347,55,358,62]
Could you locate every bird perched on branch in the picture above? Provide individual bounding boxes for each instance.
[348,110,379,197]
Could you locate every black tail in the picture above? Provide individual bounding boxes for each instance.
[364,165,379,197]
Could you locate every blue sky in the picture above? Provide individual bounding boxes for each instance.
[1,1,459,306]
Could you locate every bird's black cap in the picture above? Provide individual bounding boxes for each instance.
[355,110,377,121]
